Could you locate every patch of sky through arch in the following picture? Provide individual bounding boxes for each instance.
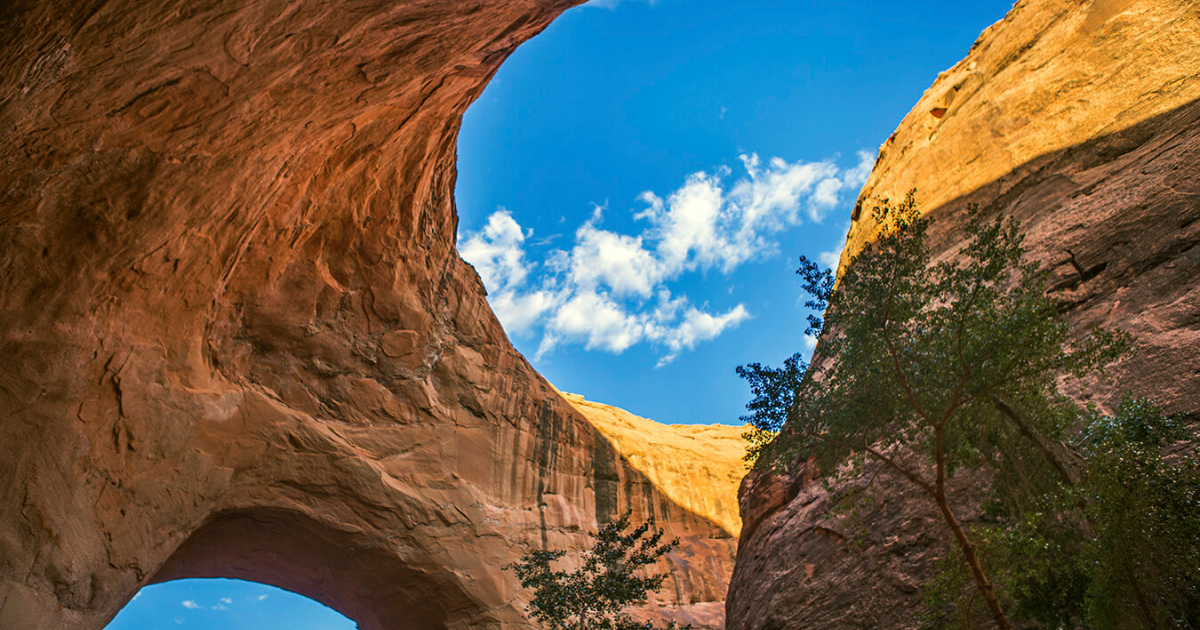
[456,0,1014,428]
[105,578,354,629]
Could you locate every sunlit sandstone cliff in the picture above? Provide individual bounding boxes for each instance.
[729,0,1200,628]
[561,392,746,629]
[0,1,741,628]
[561,392,746,540]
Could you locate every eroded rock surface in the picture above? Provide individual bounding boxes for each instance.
[729,0,1200,628]
[561,392,747,540]
[561,391,746,630]
[0,1,739,628]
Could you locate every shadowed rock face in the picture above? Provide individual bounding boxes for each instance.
[728,0,1200,628]
[0,1,739,628]
[562,392,746,630]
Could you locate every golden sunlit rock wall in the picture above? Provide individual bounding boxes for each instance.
[730,0,1200,627]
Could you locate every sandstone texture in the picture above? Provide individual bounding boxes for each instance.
[560,392,746,630]
[0,1,741,629]
[561,392,747,540]
[729,0,1200,628]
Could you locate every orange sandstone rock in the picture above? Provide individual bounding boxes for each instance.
[729,0,1200,628]
[559,391,746,629]
[0,2,739,629]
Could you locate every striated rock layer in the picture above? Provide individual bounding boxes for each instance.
[728,0,1200,628]
[561,392,746,630]
[561,392,747,541]
[0,1,740,629]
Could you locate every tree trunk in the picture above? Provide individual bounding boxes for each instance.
[934,491,1014,630]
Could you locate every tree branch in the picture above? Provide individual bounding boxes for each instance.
[804,429,936,496]
[991,394,1082,486]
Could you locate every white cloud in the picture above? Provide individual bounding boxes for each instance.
[458,151,869,364]
[458,210,530,292]
[488,289,558,336]
[842,149,875,191]
[635,153,842,275]
[535,289,750,366]
[639,171,726,272]
[544,290,645,354]
[181,600,201,610]
[818,222,851,270]
[585,0,658,8]
[731,153,839,226]
[459,210,556,336]
[256,594,269,602]
[652,304,751,366]
[571,216,663,297]
[812,178,843,209]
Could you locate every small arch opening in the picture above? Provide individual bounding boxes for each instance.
[105,578,355,630]
[107,507,490,630]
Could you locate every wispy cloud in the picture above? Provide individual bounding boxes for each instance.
[843,149,875,191]
[815,150,873,272]
[818,221,851,270]
[584,0,659,9]
[256,594,269,602]
[181,600,202,610]
[459,151,870,365]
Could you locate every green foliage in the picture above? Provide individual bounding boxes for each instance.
[946,398,1200,629]
[505,512,690,630]
[736,191,1138,629]
[736,352,805,464]
[924,511,1091,629]
[765,192,1126,475]
[1078,398,1200,628]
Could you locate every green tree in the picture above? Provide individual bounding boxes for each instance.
[927,397,1200,630]
[740,192,1127,630]
[1079,398,1200,628]
[505,512,690,630]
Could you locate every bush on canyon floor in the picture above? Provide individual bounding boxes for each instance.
[737,192,1143,630]
[505,512,690,630]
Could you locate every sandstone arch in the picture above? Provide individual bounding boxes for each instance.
[152,507,483,630]
[0,1,737,628]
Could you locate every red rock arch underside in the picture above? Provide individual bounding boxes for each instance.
[151,507,478,629]
[0,1,735,629]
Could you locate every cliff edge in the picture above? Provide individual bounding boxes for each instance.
[729,0,1200,627]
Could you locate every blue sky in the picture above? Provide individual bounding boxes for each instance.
[456,0,1014,427]
[106,579,355,629]
[111,1,1013,627]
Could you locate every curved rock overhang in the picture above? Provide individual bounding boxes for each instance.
[0,1,737,628]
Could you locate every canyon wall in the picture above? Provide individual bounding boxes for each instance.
[728,0,1200,627]
[563,392,746,629]
[0,1,740,628]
